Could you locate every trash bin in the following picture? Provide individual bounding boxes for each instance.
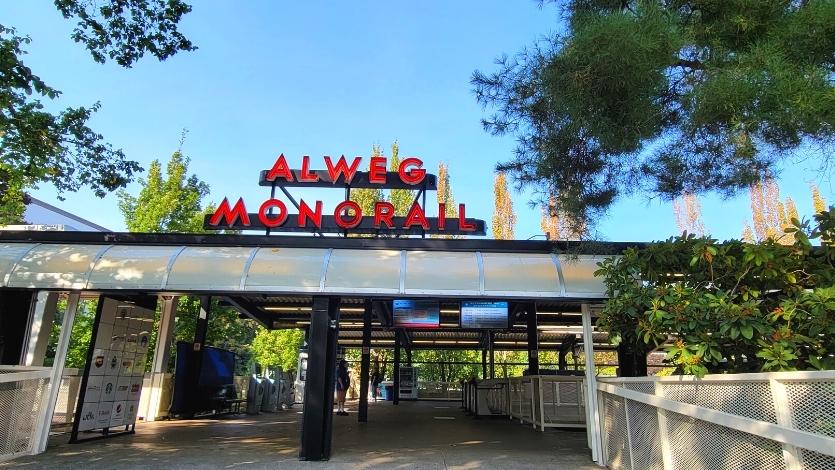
[384,384,394,401]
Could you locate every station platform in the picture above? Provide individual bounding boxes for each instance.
[1,400,596,469]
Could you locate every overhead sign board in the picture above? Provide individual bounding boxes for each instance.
[204,153,486,236]
[460,301,509,329]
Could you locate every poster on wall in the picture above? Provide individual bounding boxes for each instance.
[71,296,156,442]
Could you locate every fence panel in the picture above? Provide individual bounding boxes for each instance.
[598,371,835,470]
[0,367,52,462]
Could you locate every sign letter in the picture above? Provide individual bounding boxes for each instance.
[324,155,362,184]
[297,200,323,228]
[299,155,320,182]
[398,157,425,185]
[209,198,250,227]
[403,203,430,230]
[373,201,395,228]
[369,156,387,184]
[258,199,288,228]
[458,204,476,231]
[334,200,362,229]
[266,154,293,182]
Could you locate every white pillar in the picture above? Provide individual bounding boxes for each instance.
[22,292,59,366]
[143,296,178,422]
[34,292,80,454]
[581,303,604,466]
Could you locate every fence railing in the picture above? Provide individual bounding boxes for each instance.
[597,371,835,470]
[416,381,462,401]
[462,375,587,430]
[0,366,52,462]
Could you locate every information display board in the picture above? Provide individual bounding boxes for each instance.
[72,296,155,442]
[460,301,509,329]
[392,300,440,328]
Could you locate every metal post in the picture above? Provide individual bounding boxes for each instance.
[185,296,211,418]
[145,296,178,422]
[481,349,487,379]
[581,304,604,466]
[35,292,80,453]
[655,381,672,470]
[300,297,340,461]
[489,331,495,379]
[358,299,371,423]
[527,307,539,375]
[22,292,59,366]
[770,378,802,470]
[393,331,401,405]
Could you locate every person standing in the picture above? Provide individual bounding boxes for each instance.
[335,359,350,416]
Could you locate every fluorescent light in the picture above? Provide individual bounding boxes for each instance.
[440,323,459,327]
[536,312,582,316]
[340,307,364,312]
[264,306,311,312]
[440,309,460,314]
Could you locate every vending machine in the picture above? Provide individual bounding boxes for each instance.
[398,366,418,400]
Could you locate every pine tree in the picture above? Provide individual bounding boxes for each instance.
[492,172,516,240]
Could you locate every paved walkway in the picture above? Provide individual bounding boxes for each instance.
[3,401,597,469]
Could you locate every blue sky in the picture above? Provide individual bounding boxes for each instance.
[4,1,832,240]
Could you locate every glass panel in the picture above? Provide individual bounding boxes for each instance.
[405,251,479,292]
[0,243,37,286]
[166,246,254,291]
[88,245,181,290]
[482,252,559,293]
[245,247,327,290]
[324,249,400,291]
[559,254,606,294]
[8,243,107,289]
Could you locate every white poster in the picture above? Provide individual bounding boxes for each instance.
[101,375,118,402]
[77,402,99,432]
[89,348,108,376]
[124,401,139,423]
[84,375,104,403]
[129,377,143,401]
[95,406,112,428]
[109,401,126,427]
[115,376,132,401]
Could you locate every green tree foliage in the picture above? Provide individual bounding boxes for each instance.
[388,141,414,214]
[251,328,305,374]
[117,150,211,233]
[473,0,835,226]
[596,208,835,377]
[0,1,195,223]
[412,350,483,382]
[352,144,386,214]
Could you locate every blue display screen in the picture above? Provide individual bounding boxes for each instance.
[393,300,440,328]
[460,301,509,329]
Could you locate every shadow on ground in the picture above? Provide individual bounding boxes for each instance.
[2,401,597,469]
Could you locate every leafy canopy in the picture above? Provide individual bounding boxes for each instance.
[0,1,195,223]
[473,0,835,226]
[117,150,211,233]
[596,208,835,376]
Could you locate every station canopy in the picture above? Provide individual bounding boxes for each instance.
[0,233,626,351]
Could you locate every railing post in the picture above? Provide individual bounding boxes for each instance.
[538,376,546,431]
[655,381,673,470]
[624,394,636,470]
[769,378,802,470]
[34,292,80,454]
[581,304,603,466]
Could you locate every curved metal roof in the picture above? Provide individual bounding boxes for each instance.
[0,242,607,298]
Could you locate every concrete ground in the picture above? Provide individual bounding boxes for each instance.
[2,400,597,469]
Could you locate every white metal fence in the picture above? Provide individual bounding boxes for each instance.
[0,366,52,462]
[463,375,587,429]
[417,381,462,401]
[597,371,835,470]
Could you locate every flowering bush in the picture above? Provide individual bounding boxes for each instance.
[596,209,835,377]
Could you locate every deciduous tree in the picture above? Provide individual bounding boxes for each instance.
[492,171,516,240]
[0,1,195,223]
[672,193,706,237]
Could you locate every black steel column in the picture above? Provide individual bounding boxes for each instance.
[488,331,495,379]
[393,330,401,405]
[481,349,487,379]
[358,299,372,423]
[300,297,340,461]
[185,296,211,417]
[526,306,539,375]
